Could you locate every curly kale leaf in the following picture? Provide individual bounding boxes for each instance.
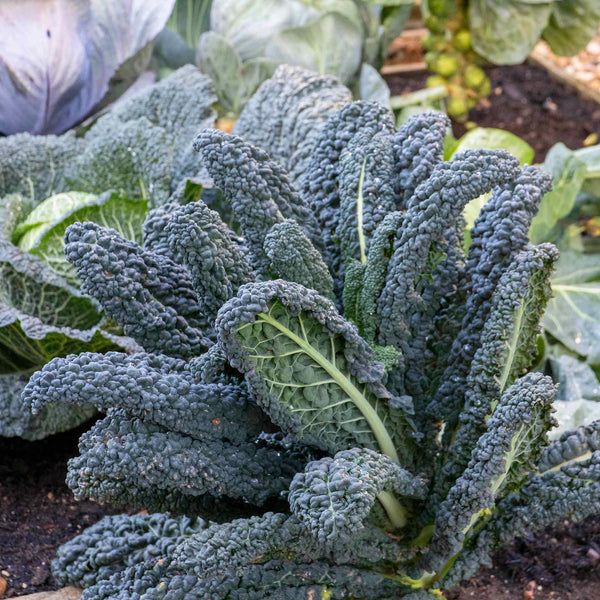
[429,166,553,425]
[142,202,182,259]
[425,373,557,573]
[216,279,415,464]
[172,513,288,577]
[357,211,404,346]
[53,513,208,588]
[434,244,559,505]
[80,557,405,600]
[233,65,351,187]
[289,448,426,543]
[67,409,301,510]
[538,421,600,473]
[264,220,334,300]
[302,101,395,280]
[443,426,600,587]
[165,201,255,322]
[194,129,323,276]
[391,111,449,205]
[64,222,210,357]
[109,65,217,187]
[0,372,96,440]
[65,116,174,207]
[377,149,521,402]
[337,129,397,272]
[23,351,269,445]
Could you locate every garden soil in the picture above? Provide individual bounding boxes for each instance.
[387,62,600,164]
[2,62,600,600]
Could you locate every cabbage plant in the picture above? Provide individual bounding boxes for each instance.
[0,0,176,135]
[159,0,413,114]
[0,66,217,439]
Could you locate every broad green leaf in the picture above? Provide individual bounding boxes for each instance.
[574,144,600,196]
[16,191,147,286]
[0,306,131,373]
[167,0,212,48]
[0,237,137,373]
[266,12,363,84]
[14,192,96,247]
[357,63,391,108]
[530,143,588,244]
[153,28,196,69]
[551,398,600,440]
[379,3,414,66]
[448,128,535,164]
[550,351,600,402]
[210,0,315,61]
[0,241,101,331]
[545,252,600,363]
[542,0,600,56]
[196,32,277,114]
[469,0,553,65]
[197,32,244,113]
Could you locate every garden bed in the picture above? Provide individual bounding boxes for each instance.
[2,424,600,600]
[2,60,600,600]
[386,62,600,163]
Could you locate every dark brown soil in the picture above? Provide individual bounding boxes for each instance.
[386,62,600,163]
[449,516,600,600]
[0,422,121,597]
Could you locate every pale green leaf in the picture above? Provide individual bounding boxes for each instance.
[542,0,600,56]
[545,251,600,363]
[265,12,363,84]
[530,143,587,244]
[16,191,147,286]
[448,128,534,232]
[469,0,553,65]
[357,63,391,108]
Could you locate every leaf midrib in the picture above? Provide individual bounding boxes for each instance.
[256,311,400,462]
[497,299,525,394]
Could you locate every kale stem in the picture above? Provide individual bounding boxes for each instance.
[377,490,408,529]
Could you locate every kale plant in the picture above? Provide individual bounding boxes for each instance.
[23,68,600,598]
[0,66,217,439]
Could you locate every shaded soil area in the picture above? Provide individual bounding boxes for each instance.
[0,422,121,597]
[1,425,600,599]
[449,517,600,600]
[386,62,600,163]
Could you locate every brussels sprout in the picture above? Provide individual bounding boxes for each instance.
[446,95,469,119]
[464,65,486,89]
[434,55,458,77]
[427,75,447,88]
[452,29,471,51]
